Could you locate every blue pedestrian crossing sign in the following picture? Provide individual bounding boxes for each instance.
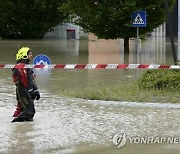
[132,10,147,27]
[33,54,51,65]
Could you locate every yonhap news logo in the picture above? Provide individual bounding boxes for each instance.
[112,133,180,148]
[112,133,127,148]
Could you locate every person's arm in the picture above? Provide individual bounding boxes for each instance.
[12,68,18,87]
[33,79,40,100]
[27,69,40,100]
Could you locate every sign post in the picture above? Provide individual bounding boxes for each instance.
[132,10,147,62]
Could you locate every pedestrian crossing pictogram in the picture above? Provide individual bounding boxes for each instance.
[133,14,145,24]
[132,10,146,27]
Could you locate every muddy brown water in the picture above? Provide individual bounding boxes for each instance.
[0,39,180,154]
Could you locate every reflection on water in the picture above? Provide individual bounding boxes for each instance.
[88,36,178,64]
[88,39,121,63]
[0,36,178,65]
[0,39,87,64]
[0,38,180,154]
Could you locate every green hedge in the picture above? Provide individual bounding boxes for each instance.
[138,69,180,91]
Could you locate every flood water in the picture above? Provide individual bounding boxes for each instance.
[0,37,180,154]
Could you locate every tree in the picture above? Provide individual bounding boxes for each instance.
[63,0,176,61]
[0,0,68,39]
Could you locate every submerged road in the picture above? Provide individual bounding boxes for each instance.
[0,77,180,154]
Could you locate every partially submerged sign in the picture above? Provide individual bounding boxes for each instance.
[33,54,51,65]
[33,54,51,75]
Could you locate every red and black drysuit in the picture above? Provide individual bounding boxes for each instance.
[12,61,40,122]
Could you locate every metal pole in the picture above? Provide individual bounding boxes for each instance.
[164,0,177,64]
[178,0,180,37]
[137,27,140,63]
[178,0,180,62]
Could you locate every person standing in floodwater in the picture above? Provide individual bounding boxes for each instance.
[12,47,40,122]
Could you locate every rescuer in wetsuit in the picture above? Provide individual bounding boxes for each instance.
[12,47,40,122]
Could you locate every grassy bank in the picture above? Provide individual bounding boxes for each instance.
[60,69,180,103]
[60,82,179,103]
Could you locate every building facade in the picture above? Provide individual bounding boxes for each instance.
[44,23,88,40]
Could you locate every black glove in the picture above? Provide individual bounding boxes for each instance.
[28,89,36,100]
[35,91,40,100]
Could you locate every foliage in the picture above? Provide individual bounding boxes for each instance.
[0,0,68,39]
[61,81,180,103]
[138,69,180,91]
[63,0,176,39]
[60,68,180,103]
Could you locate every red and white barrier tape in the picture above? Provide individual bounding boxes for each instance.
[0,64,179,69]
